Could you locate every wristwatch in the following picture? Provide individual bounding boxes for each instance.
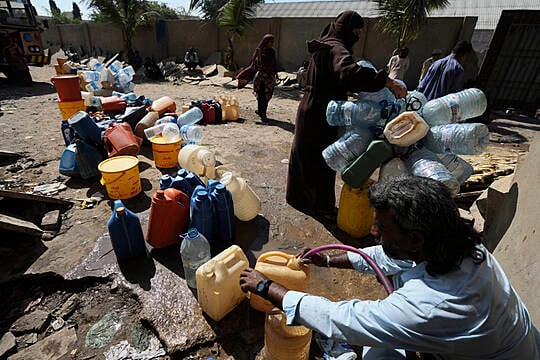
[256,279,273,298]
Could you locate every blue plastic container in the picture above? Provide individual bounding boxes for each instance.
[170,175,194,196]
[61,121,75,146]
[107,200,148,261]
[209,183,235,250]
[185,171,205,189]
[74,139,103,179]
[67,111,102,147]
[59,143,80,177]
[190,185,215,248]
[159,174,173,190]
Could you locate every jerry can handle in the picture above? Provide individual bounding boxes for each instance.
[257,251,293,265]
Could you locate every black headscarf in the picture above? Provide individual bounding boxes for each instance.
[320,11,364,50]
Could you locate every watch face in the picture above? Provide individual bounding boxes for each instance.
[256,280,267,294]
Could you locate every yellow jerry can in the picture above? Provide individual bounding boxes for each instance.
[337,181,375,238]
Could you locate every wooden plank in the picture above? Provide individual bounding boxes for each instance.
[0,213,43,237]
[0,190,73,207]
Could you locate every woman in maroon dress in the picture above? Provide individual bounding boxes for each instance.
[286,11,406,220]
[237,34,277,122]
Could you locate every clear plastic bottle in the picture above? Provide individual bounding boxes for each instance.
[109,60,123,74]
[161,123,180,142]
[180,228,211,288]
[322,128,373,171]
[82,71,101,82]
[405,147,460,195]
[405,90,427,112]
[437,153,474,184]
[144,123,165,139]
[177,107,203,127]
[326,100,384,127]
[85,81,102,92]
[180,124,203,144]
[423,123,489,155]
[421,88,487,126]
[156,116,177,125]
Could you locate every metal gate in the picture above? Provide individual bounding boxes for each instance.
[477,10,540,116]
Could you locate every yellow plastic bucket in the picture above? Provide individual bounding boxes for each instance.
[150,135,182,168]
[57,99,85,120]
[98,156,142,199]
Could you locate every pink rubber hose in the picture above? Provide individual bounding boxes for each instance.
[301,244,394,294]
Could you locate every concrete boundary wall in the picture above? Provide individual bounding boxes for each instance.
[42,16,476,88]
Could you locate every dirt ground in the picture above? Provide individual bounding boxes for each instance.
[0,54,538,359]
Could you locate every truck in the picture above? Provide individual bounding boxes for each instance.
[0,0,49,82]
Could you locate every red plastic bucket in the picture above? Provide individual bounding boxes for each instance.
[51,75,82,101]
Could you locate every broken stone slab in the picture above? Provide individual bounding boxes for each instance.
[52,294,79,319]
[40,210,61,231]
[479,175,517,252]
[33,183,67,196]
[130,266,216,354]
[0,332,16,358]
[8,327,77,360]
[0,213,43,237]
[9,309,50,335]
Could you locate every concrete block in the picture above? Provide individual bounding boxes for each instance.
[41,210,61,231]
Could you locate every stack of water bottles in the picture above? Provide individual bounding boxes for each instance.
[82,59,109,93]
[323,60,489,194]
[109,60,136,93]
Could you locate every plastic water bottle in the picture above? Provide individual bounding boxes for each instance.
[358,87,396,105]
[322,128,373,171]
[119,65,135,79]
[423,123,489,155]
[180,124,203,144]
[177,107,204,127]
[405,90,427,112]
[144,123,165,139]
[85,81,102,92]
[180,228,211,288]
[406,147,460,195]
[108,200,148,261]
[109,60,123,74]
[82,71,101,82]
[161,123,180,142]
[190,185,215,247]
[156,116,177,125]
[421,88,487,126]
[437,153,474,184]
[326,100,384,127]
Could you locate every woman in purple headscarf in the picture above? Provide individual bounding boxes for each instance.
[286,11,406,221]
[237,34,277,122]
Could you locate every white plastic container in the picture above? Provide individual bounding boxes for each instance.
[220,172,261,222]
[196,245,249,321]
[383,111,429,147]
[177,144,216,176]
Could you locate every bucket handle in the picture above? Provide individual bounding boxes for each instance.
[257,251,292,265]
[100,170,127,186]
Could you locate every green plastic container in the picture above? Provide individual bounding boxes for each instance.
[341,140,394,188]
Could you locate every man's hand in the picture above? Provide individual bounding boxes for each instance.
[297,248,327,267]
[386,78,407,99]
[239,268,267,294]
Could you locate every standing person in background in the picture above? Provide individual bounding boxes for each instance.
[419,48,443,82]
[237,34,278,123]
[184,47,200,71]
[386,46,410,81]
[286,11,406,221]
[417,40,473,101]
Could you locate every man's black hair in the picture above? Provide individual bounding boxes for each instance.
[368,176,482,276]
[453,40,473,55]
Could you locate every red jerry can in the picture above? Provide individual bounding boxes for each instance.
[201,102,216,124]
[146,188,190,248]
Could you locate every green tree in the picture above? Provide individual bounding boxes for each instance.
[48,0,71,24]
[377,0,449,48]
[72,2,82,21]
[84,0,151,63]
